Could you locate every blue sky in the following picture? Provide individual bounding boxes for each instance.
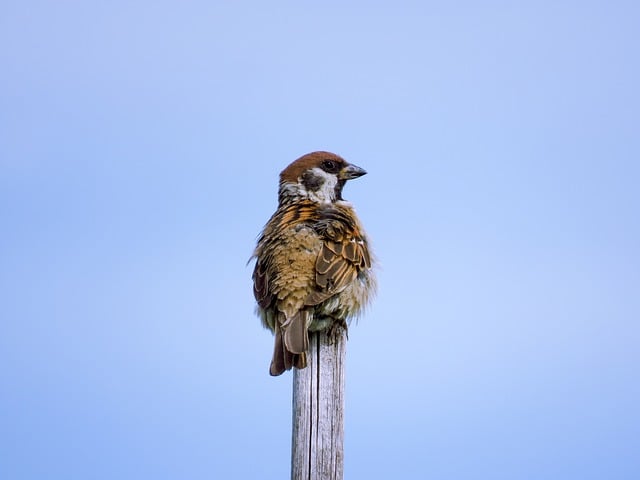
[1,1,639,478]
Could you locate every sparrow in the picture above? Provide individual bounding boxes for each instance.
[252,151,376,376]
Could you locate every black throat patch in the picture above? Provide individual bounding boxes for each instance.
[334,179,346,201]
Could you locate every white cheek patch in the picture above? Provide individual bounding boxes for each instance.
[305,167,337,203]
[279,168,340,204]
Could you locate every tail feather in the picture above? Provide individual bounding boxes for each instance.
[293,352,306,370]
[269,311,310,376]
[283,311,309,354]
[269,322,286,376]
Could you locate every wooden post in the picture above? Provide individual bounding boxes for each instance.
[291,326,347,480]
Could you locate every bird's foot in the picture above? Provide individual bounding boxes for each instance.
[328,318,348,344]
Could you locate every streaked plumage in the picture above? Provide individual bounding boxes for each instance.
[252,151,376,376]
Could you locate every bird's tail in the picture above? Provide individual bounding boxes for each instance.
[269,311,309,376]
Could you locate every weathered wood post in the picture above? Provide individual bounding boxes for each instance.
[291,326,347,480]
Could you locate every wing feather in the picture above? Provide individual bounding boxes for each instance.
[252,260,273,309]
[304,205,372,306]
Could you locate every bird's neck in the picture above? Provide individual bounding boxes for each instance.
[278,179,345,205]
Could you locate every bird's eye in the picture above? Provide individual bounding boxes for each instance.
[321,160,337,172]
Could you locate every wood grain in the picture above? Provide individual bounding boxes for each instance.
[291,327,346,480]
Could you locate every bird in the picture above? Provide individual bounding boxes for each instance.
[251,151,376,376]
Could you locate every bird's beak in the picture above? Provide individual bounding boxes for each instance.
[339,163,367,180]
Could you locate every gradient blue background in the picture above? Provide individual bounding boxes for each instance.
[2,1,639,478]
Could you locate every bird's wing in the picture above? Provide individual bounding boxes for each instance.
[252,259,273,309]
[305,205,371,306]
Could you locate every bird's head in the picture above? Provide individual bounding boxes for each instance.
[278,151,367,205]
